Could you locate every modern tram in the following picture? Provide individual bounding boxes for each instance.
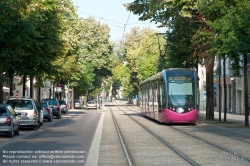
[139,68,199,124]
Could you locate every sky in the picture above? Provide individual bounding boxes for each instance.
[72,0,165,41]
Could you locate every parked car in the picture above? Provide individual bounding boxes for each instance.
[87,100,98,110]
[36,102,53,122]
[59,100,68,114]
[41,98,61,119]
[0,104,21,137]
[6,97,42,130]
[75,99,82,109]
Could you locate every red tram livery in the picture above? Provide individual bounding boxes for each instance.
[139,68,199,124]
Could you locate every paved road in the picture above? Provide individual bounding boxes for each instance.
[0,109,101,166]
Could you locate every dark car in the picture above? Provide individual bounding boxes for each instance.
[59,100,68,114]
[41,98,61,119]
[36,102,53,122]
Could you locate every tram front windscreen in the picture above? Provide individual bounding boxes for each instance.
[167,75,195,107]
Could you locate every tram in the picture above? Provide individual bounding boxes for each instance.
[139,68,199,124]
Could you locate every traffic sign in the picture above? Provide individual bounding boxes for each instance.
[100,92,105,97]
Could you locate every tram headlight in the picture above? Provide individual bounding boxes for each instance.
[176,107,184,113]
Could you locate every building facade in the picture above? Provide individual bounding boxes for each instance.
[198,55,250,115]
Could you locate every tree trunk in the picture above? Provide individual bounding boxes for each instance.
[0,72,3,103]
[8,75,14,97]
[243,54,249,126]
[223,56,227,122]
[30,76,33,98]
[49,81,52,99]
[205,55,215,120]
[52,81,55,98]
[38,87,41,101]
[71,87,75,109]
[84,91,88,106]
[218,56,222,122]
[8,70,15,96]
[22,76,26,97]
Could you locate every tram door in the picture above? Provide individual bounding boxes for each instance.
[153,82,158,120]
[146,84,149,114]
[148,84,153,117]
[158,81,165,112]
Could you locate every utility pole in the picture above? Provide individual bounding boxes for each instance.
[218,56,222,122]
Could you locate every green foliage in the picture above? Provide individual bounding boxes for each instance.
[112,27,165,97]
[0,0,67,85]
[199,0,250,76]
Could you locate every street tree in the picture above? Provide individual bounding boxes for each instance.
[0,0,67,99]
[113,27,165,99]
[125,0,216,120]
[199,0,250,126]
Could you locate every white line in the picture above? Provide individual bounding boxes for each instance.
[85,112,105,166]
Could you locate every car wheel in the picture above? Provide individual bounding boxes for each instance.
[14,126,20,135]
[33,124,38,130]
[48,116,52,122]
[57,114,61,119]
[8,127,14,138]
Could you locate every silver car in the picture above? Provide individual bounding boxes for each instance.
[75,99,82,109]
[87,100,98,110]
[0,104,21,137]
[6,97,43,130]
[36,101,53,122]
[59,100,68,114]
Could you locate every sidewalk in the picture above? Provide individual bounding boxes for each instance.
[200,108,249,125]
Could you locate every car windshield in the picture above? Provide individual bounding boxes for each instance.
[42,99,58,106]
[41,102,49,108]
[7,99,33,109]
[59,100,66,105]
[0,107,7,116]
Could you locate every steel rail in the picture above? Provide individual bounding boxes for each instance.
[110,107,135,166]
[117,107,199,166]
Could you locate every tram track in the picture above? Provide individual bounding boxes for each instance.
[111,106,199,166]
[167,125,250,162]
[123,106,250,165]
[127,106,250,144]
[194,124,250,145]
[109,107,135,166]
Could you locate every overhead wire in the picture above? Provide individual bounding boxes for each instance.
[77,11,165,40]
[122,11,131,42]
[77,11,153,28]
